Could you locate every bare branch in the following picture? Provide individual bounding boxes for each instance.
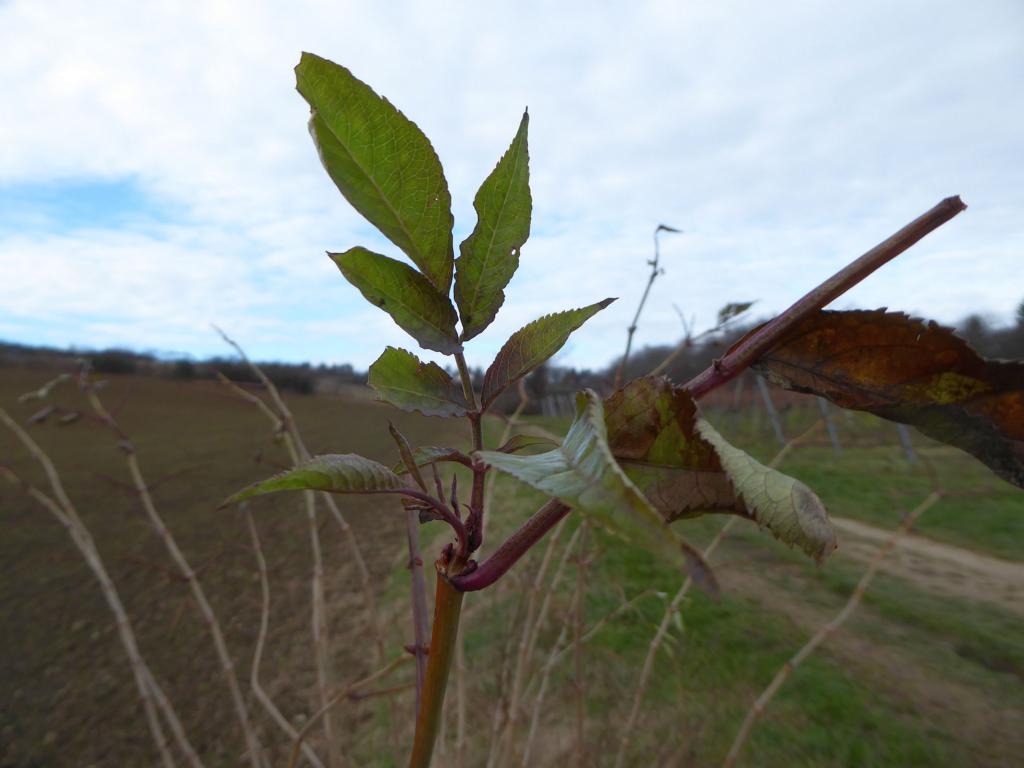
[0,413,200,768]
[245,509,325,768]
[80,375,263,768]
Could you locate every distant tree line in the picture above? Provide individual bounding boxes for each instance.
[2,302,1022,406]
[0,341,363,395]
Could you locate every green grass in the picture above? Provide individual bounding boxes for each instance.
[575,524,960,766]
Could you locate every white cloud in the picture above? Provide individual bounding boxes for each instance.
[0,0,1021,368]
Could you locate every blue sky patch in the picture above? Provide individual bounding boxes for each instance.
[0,176,176,235]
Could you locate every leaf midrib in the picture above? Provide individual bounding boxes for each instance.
[464,133,526,319]
[315,106,437,285]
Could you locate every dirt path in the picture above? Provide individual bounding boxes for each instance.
[830,515,1024,618]
[719,561,1024,768]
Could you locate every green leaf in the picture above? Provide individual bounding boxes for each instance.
[717,301,754,325]
[605,377,836,564]
[392,445,471,474]
[753,310,1024,488]
[223,454,405,506]
[454,111,531,340]
[480,299,615,410]
[697,418,836,564]
[332,248,461,355]
[478,390,716,591]
[496,433,558,454]
[368,347,468,417]
[295,52,454,292]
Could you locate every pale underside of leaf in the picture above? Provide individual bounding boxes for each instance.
[296,53,454,292]
[478,389,716,591]
[455,111,531,341]
[697,419,837,564]
[332,248,461,355]
[224,453,406,507]
[481,299,616,410]
[368,347,468,417]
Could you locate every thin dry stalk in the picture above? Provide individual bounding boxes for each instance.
[522,522,582,683]
[520,589,657,766]
[648,307,750,379]
[722,488,944,768]
[287,654,411,768]
[404,504,430,711]
[216,341,386,766]
[305,491,338,767]
[453,617,467,768]
[140,665,204,768]
[245,510,326,768]
[216,336,383,663]
[612,519,735,768]
[488,519,574,768]
[83,385,263,768]
[615,224,680,387]
[521,609,571,767]
[540,589,658,673]
[483,576,531,768]
[573,524,588,768]
[389,423,431,713]
[0,410,198,768]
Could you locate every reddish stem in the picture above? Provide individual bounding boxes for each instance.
[684,195,966,398]
[451,499,571,592]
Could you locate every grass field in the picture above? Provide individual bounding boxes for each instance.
[2,367,1022,767]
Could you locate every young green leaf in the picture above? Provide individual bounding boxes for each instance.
[753,310,1024,488]
[392,445,472,474]
[454,111,531,340]
[605,377,836,564]
[717,301,755,325]
[368,347,468,417]
[477,389,716,591]
[480,299,615,410]
[496,433,558,454]
[332,248,461,355]
[295,52,454,292]
[222,454,405,507]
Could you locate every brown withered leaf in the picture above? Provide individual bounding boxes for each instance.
[604,378,734,519]
[753,310,1024,488]
[604,377,836,563]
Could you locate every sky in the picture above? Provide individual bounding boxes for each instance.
[1,0,1021,371]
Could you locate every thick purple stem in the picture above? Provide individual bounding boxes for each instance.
[450,499,571,592]
[683,195,966,399]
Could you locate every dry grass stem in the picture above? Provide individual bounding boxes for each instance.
[614,420,821,767]
[0,409,199,768]
[82,382,263,768]
[492,519,576,767]
[573,523,588,768]
[216,332,392,765]
[287,654,411,768]
[245,509,326,768]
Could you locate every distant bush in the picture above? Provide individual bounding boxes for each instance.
[91,350,140,375]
